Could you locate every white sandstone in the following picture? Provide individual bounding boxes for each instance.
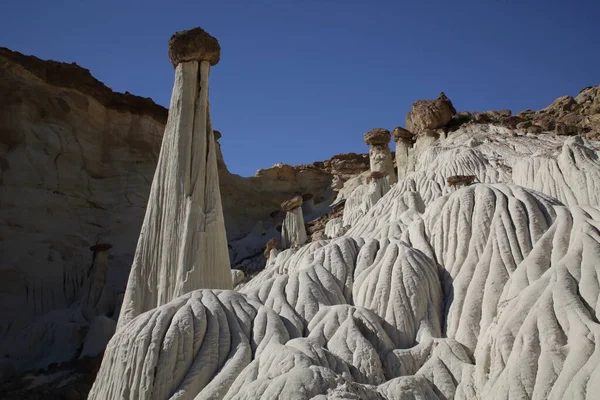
[90,36,600,399]
[324,218,344,239]
[281,202,308,249]
[117,29,232,330]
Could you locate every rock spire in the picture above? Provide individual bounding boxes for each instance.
[280,196,308,249]
[363,128,397,184]
[392,126,415,180]
[117,27,232,329]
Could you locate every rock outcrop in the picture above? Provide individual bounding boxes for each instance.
[364,128,397,184]
[117,27,233,330]
[405,92,456,133]
[280,196,308,249]
[91,147,600,398]
[343,170,392,227]
[392,126,415,180]
[446,84,600,140]
[304,152,370,179]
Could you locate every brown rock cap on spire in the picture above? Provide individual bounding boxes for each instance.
[447,175,476,187]
[263,238,282,259]
[90,243,113,252]
[302,193,314,202]
[168,27,221,67]
[391,126,414,141]
[364,128,391,145]
[281,196,303,212]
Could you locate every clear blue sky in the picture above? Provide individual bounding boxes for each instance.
[2,0,599,176]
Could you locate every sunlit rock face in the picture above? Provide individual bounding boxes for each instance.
[91,112,600,399]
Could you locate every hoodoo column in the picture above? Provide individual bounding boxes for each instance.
[281,196,308,249]
[364,128,397,184]
[392,126,415,180]
[118,27,232,329]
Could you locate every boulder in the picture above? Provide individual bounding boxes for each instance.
[575,85,600,105]
[301,193,314,202]
[406,92,456,133]
[535,117,555,131]
[543,95,577,115]
[363,128,391,146]
[473,109,511,123]
[446,175,476,187]
[502,115,522,129]
[391,126,414,142]
[517,121,533,130]
[168,27,221,67]
[555,122,578,135]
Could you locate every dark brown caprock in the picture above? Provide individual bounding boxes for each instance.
[447,175,477,187]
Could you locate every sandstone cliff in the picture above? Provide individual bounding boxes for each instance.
[0,48,341,386]
[0,47,166,380]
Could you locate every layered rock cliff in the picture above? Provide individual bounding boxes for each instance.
[0,47,167,382]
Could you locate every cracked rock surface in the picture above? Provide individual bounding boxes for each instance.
[91,122,600,399]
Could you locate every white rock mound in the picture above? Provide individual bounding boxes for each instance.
[90,31,600,399]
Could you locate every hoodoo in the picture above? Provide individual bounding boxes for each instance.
[364,128,397,184]
[80,243,113,320]
[392,126,415,180]
[280,196,308,248]
[117,27,232,329]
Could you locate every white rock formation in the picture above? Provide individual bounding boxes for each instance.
[281,196,308,249]
[324,218,344,239]
[343,171,392,228]
[79,315,117,359]
[117,28,232,330]
[231,269,245,286]
[392,126,415,180]
[364,128,397,184]
[405,92,456,133]
[90,48,600,400]
[512,135,600,206]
